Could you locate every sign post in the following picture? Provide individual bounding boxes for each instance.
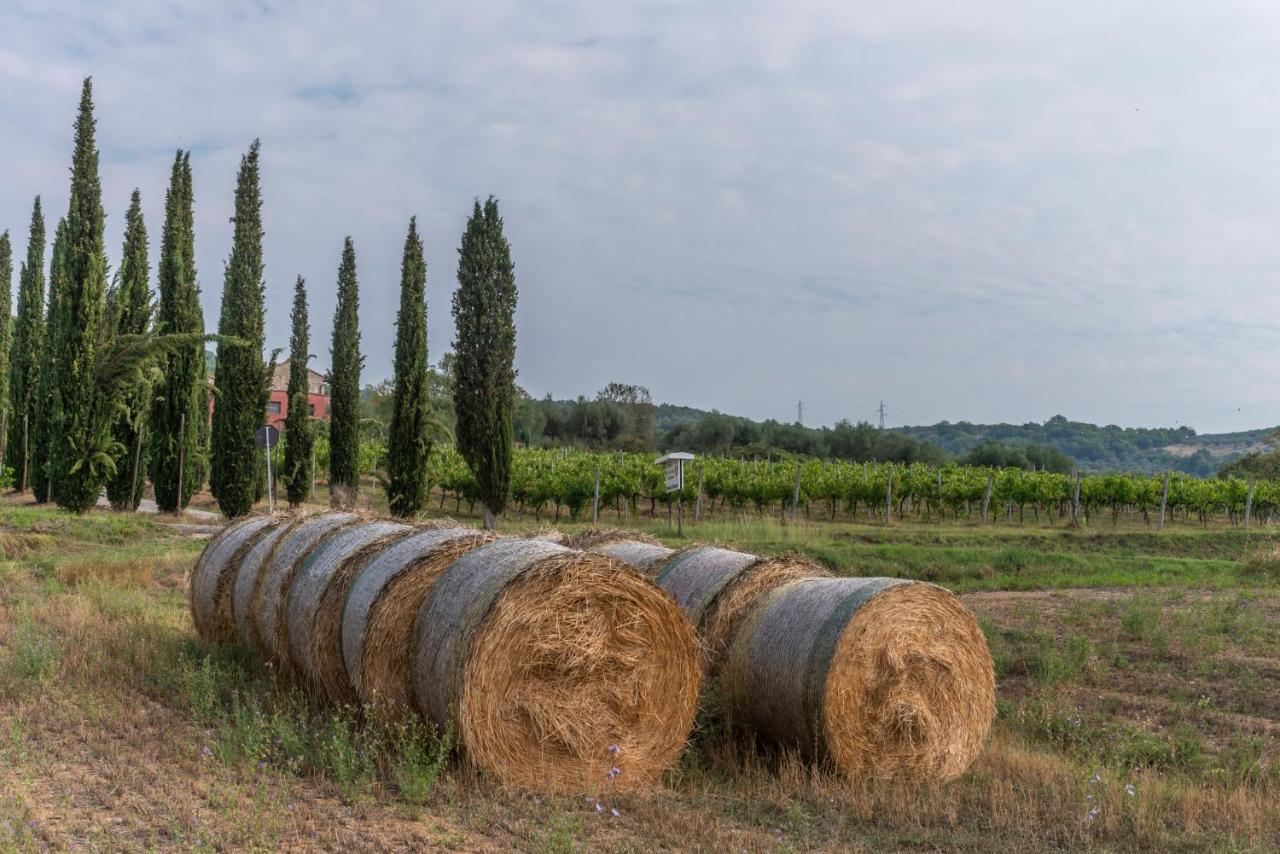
[655,452,694,537]
[256,424,281,513]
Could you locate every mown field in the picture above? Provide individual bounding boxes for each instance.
[2,494,1280,851]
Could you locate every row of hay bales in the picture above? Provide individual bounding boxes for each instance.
[572,529,996,783]
[191,513,699,793]
[189,515,994,793]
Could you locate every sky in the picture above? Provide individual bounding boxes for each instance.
[2,1,1280,434]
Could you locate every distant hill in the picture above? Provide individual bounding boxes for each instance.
[893,416,1272,475]
[651,404,1272,475]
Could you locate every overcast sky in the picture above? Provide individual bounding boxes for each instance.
[2,2,1279,433]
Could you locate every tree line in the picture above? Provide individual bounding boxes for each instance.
[0,78,518,528]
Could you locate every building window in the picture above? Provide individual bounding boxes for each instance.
[267,401,282,415]
[309,404,316,416]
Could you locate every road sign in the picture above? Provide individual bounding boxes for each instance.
[255,424,280,450]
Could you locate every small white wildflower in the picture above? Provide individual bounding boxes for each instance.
[1125,784,1135,797]
[594,802,603,813]
[611,808,620,818]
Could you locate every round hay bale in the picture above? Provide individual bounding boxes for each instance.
[413,539,699,793]
[285,520,413,701]
[190,515,285,644]
[720,577,995,782]
[231,513,311,650]
[591,541,675,577]
[656,546,829,670]
[521,527,568,544]
[565,528,661,551]
[251,512,361,669]
[341,526,497,717]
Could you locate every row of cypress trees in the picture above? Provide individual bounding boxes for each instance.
[0,78,519,526]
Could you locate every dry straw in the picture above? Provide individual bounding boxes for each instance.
[413,539,700,793]
[250,511,360,670]
[721,577,995,782]
[231,513,310,650]
[655,545,829,671]
[520,527,568,544]
[341,526,497,718]
[285,520,413,702]
[565,528,661,551]
[189,515,283,644]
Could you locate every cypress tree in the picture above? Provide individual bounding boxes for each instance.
[8,197,45,490]
[283,275,313,507]
[452,197,517,529]
[0,230,12,461]
[387,217,431,517]
[31,219,68,504]
[210,141,268,518]
[151,152,206,511]
[105,190,151,510]
[327,237,362,503]
[51,78,112,513]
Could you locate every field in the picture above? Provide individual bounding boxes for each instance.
[2,494,1280,851]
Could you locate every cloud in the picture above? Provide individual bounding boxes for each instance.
[2,0,1280,434]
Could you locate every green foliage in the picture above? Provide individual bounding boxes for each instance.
[30,218,66,503]
[327,237,362,501]
[283,276,313,506]
[210,141,267,518]
[0,230,11,443]
[105,191,151,510]
[387,218,433,517]
[452,198,517,526]
[7,197,45,489]
[51,78,114,513]
[150,152,206,511]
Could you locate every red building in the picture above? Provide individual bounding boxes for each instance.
[266,360,330,431]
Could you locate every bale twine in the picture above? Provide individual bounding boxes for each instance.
[720,577,995,782]
[251,512,360,670]
[656,546,829,671]
[341,526,497,718]
[231,513,311,650]
[190,515,284,644]
[565,528,661,551]
[592,541,675,577]
[413,539,699,793]
[285,520,413,702]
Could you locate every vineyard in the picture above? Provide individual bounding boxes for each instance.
[396,447,1276,526]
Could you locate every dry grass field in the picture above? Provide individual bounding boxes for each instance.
[2,495,1280,851]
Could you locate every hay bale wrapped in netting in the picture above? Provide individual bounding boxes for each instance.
[591,541,675,577]
[190,515,285,644]
[341,526,497,717]
[720,577,995,782]
[521,527,568,544]
[285,520,413,702]
[231,513,312,650]
[251,512,360,669]
[413,539,700,793]
[655,546,829,670]
[565,528,661,551]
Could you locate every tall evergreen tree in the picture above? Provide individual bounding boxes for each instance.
[0,230,10,481]
[387,217,431,517]
[150,152,206,511]
[327,237,362,503]
[283,275,313,507]
[31,219,68,504]
[105,190,151,510]
[452,197,517,529]
[51,78,111,513]
[0,230,12,461]
[8,197,45,490]
[210,140,267,518]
